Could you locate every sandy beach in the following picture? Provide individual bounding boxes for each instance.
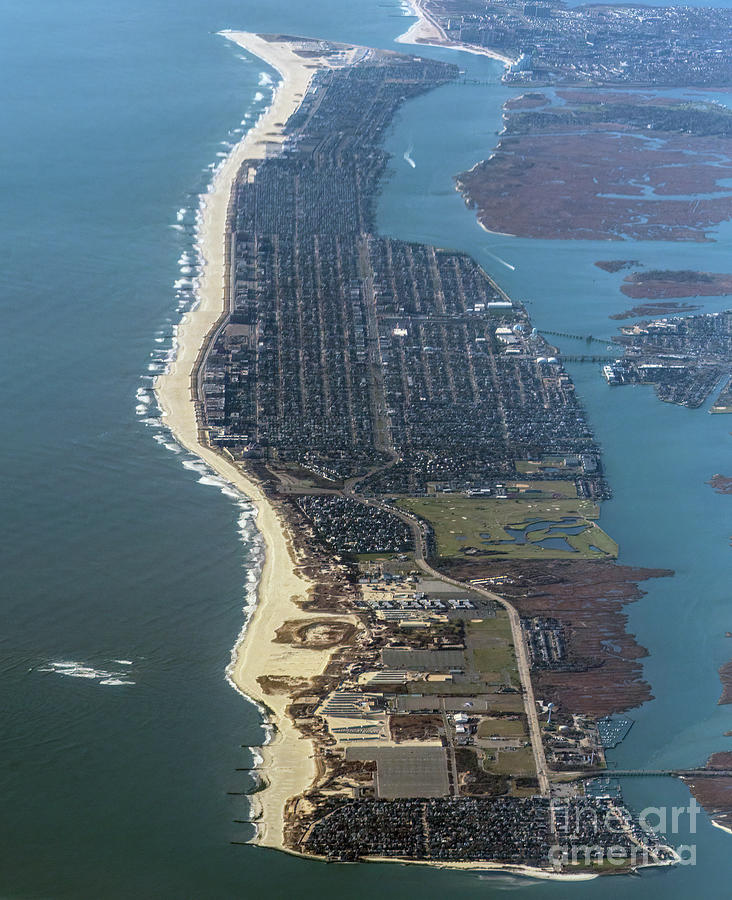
[396,0,517,67]
[154,28,653,877]
[364,856,598,880]
[155,31,352,850]
[153,28,574,869]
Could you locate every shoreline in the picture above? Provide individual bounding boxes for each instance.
[396,0,517,67]
[155,31,327,851]
[152,29,558,873]
[154,29,671,877]
[362,856,596,881]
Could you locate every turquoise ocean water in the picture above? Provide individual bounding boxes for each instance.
[0,0,730,896]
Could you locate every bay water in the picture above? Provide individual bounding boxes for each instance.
[0,0,730,896]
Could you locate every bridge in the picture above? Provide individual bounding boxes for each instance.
[540,329,614,345]
[560,354,616,364]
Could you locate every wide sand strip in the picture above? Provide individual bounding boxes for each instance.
[155,32,348,851]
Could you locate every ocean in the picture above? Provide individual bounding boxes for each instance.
[0,0,730,897]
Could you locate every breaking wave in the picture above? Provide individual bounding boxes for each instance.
[137,45,283,815]
[36,660,136,686]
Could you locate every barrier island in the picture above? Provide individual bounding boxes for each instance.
[158,31,688,875]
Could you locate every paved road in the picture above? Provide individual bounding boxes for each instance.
[414,555,550,796]
[349,492,551,796]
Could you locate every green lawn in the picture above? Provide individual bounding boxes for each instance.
[506,479,578,498]
[477,717,527,739]
[483,693,525,713]
[490,747,536,776]
[396,495,617,560]
[466,615,517,687]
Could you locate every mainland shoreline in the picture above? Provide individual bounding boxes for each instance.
[396,0,517,67]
